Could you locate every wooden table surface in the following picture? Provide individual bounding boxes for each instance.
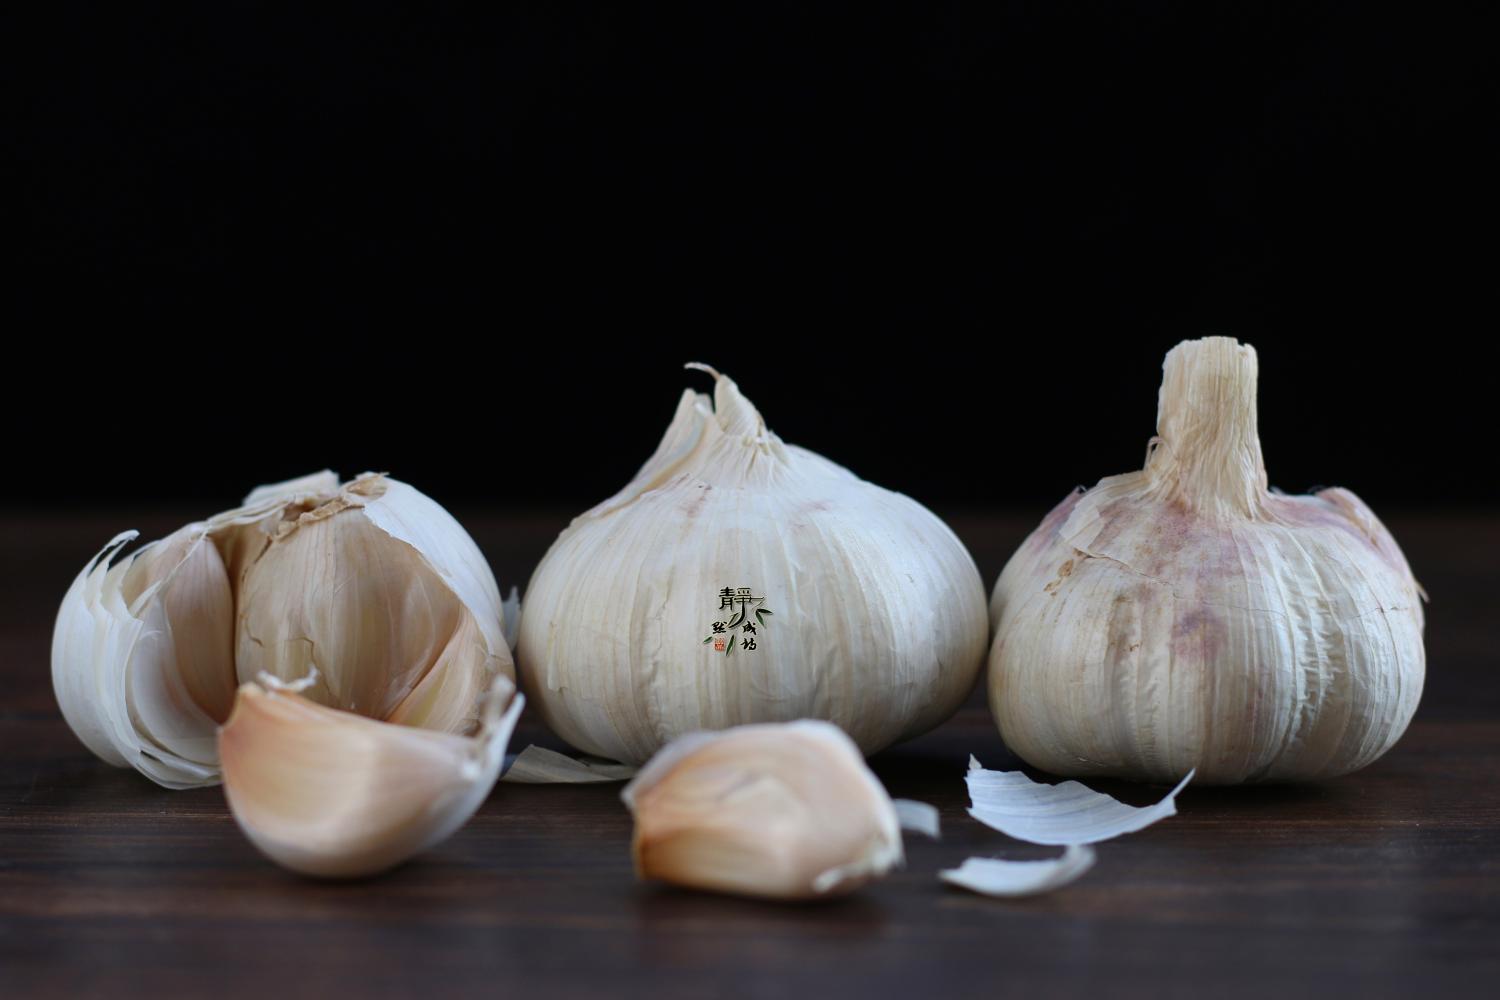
[2,508,1496,999]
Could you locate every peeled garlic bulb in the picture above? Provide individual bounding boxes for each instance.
[622,720,903,899]
[517,365,989,765]
[220,673,523,878]
[989,338,1425,784]
[51,471,518,873]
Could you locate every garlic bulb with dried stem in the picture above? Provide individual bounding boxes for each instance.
[622,721,903,900]
[988,338,1425,784]
[52,471,520,875]
[517,365,989,765]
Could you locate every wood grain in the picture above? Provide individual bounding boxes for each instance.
[2,509,1496,999]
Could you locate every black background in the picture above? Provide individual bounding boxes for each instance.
[7,4,1494,513]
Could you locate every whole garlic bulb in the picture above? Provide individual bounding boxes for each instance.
[52,471,521,876]
[989,338,1425,785]
[517,365,989,765]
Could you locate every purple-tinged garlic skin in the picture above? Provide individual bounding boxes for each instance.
[989,338,1425,785]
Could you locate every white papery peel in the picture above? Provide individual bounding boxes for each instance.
[892,799,941,839]
[943,758,1192,899]
[941,846,1097,898]
[501,745,638,783]
[966,756,1194,845]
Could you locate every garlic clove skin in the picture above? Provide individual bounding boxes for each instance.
[622,720,903,900]
[989,338,1425,785]
[518,366,989,765]
[218,675,524,878]
[116,525,239,772]
[51,528,228,787]
[123,526,240,727]
[52,531,139,770]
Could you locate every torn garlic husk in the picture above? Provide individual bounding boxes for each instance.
[517,364,989,765]
[965,757,1192,845]
[940,846,1096,898]
[988,337,1426,784]
[892,799,941,839]
[940,759,1186,899]
[501,745,638,783]
[621,721,904,900]
[219,674,524,878]
[51,471,516,874]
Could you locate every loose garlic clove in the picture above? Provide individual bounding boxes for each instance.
[989,338,1426,784]
[621,721,903,900]
[219,674,524,878]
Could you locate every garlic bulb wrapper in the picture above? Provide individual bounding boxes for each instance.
[517,366,988,765]
[988,338,1424,784]
[53,471,514,787]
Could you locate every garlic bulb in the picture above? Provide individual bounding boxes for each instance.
[989,338,1425,784]
[52,471,519,874]
[621,720,903,899]
[517,365,989,765]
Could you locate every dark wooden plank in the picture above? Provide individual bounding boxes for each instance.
[1,511,1496,999]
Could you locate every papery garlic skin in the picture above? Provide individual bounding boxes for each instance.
[989,338,1425,785]
[622,720,903,900]
[219,675,523,878]
[517,366,989,765]
[51,471,513,789]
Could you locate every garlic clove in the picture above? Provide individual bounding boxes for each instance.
[118,526,238,771]
[234,474,514,730]
[234,500,467,719]
[218,674,523,878]
[382,612,494,733]
[359,477,513,662]
[621,721,903,900]
[126,527,239,726]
